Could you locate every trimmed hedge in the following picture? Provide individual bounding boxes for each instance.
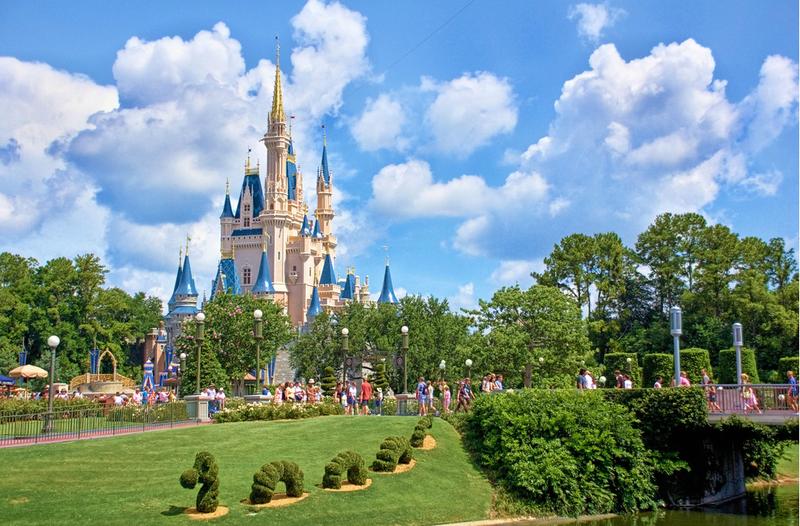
[180,451,220,513]
[679,348,712,385]
[213,401,343,423]
[643,354,672,387]
[603,352,642,387]
[410,416,433,447]
[778,356,800,376]
[717,348,760,384]
[322,451,368,489]
[371,436,413,472]
[464,390,657,516]
[250,460,304,503]
[0,398,100,416]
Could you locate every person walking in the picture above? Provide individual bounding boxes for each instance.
[347,381,357,415]
[416,377,428,416]
[787,370,798,412]
[443,384,452,414]
[360,376,373,415]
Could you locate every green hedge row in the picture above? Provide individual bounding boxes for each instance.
[778,356,800,376]
[717,348,760,383]
[641,349,712,386]
[212,402,343,423]
[603,353,642,387]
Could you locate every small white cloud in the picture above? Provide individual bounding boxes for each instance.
[448,282,476,311]
[351,94,408,151]
[739,170,783,196]
[425,72,517,156]
[568,2,626,42]
[490,259,544,287]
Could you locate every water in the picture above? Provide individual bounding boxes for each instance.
[517,484,798,526]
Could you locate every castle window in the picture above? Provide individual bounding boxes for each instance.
[244,204,250,216]
[244,217,250,227]
[243,267,251,285]
[292,265,296,272]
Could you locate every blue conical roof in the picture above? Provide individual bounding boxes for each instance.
[168,259,183,306]
[300,214,311,237]
[377,264,398,304]
[319,254,337,286]
[175,255,198,297]
[251,249,275,294]
[220,192,234,218]
[312,217,323,238]
[210,258,241,299]
[287,140,297,201]
[320,144,331,185]
[234,172,265,218]
[307,286,322,320]
[339,272,355,300]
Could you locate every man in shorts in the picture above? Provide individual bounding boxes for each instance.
[360,376,373,415]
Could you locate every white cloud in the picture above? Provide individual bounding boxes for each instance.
[448,282,476,311]
[490,259,544,288]
[350,94,408,151]
[739,55,799,153]
[424,72,517,156]
[568,3,625,42]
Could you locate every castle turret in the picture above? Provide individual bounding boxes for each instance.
[319,253,337,286]
[377,263,399,304]
[315,135,334,236]
[251,247,276,296]
[306,285,322,321]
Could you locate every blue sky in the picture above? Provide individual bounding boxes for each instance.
[0,0,797,311]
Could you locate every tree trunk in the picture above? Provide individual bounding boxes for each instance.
[524,362,532,388]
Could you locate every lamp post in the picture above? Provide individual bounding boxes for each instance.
[341,327,349,385]
[179,352,187,397]
[401,325,409,394]
[194,312,205,394]
[465,358,473,379]
[254,309,263,393]
[43,335,60,433]
[670,306,682,386]
[732,322,743,385]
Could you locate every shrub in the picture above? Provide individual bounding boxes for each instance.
[603,352,642,387]
[321,367,337,397]
[678,348,713,385]
[250,460,304,504]
[717,348,760,383]
[372,363,389,391]
[371,436,413,472]
[179,451,219,513]
[0,398,100,417]
[107,402,187,423]
[212,401,343,423]
[410,416,434,447]
[322,450,368,489]
[713,416,788,479]
[464,390,657,517]
[643,353,673,387]
[778,357,800,378]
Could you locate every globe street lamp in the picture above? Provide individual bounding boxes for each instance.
[732,322,743,385]
[254,309,263,392]
[43,335,60,433]
[194,312,205,394]
[341,327,349,385]
[465,358,473,379]
[401,325,409,394]
[179,352,187,397]
[670,306,682,386]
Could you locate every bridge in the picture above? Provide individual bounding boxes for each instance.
[704,383,798,425]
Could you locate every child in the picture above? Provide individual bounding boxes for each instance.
[443,385,451,414]
[375,387,384,416]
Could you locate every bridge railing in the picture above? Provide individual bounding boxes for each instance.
[709,383,798,414]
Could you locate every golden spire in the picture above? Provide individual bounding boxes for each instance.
[270,36,286,123]
[245,148,251,171]
[179,245,183,267]
[225,178,230,195]
[186,235,191,256]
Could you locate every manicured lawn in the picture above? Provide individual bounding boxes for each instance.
[0,416,492,525]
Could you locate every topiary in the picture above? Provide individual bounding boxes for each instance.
[371,435,413,471]
[179,451,220,513]
[603,352,642,387]
[679,348,713,385]
[249,460,304,504]
[322,450,368,489]
[321,366,337,397]
[778,356,800,377]
[372,362,389,391]
[717,348,760,383]
[410,416,433,447]
[643,353,673,387]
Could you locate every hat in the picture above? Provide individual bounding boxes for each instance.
[377,387,383,392]
[309,379,315,384]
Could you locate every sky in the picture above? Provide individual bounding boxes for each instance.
[0,0,797,312]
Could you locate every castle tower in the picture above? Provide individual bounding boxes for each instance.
[165,238,199,340]
[251,245,276,296]
[377,262,399,304]
[316,136,335,241]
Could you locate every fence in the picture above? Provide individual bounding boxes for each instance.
[0,402,194,447]
[711,384,798,414]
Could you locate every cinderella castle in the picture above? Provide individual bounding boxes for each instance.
[146,45,401,383]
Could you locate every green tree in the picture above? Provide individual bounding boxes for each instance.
[534,233,596,316]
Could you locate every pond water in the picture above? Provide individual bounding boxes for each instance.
[517,484,798,526]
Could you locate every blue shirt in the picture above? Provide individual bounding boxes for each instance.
[417,382,426,395]
[790,376,797,395]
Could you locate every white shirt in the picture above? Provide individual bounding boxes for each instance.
[623,379,633,389]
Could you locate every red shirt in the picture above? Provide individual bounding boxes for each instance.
[360,381,373,401]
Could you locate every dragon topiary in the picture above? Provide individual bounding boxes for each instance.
[179,451,220,513]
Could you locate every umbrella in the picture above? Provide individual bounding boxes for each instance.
[0,375,14,385]
[8,364,49,379]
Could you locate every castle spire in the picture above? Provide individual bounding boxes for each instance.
[251,245,276,295]
[220,179,234,218]
[377,262,399,304]
[319,253,337,286]
[270,37,286,123]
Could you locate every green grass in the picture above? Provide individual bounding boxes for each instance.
[777,442,799,479]
[0,416,492,525]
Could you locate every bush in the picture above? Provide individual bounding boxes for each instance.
[212,402,343,423]
[410,417,432,447]
[679,348,713,385]
[0,398,100,416]
[371,436,413,472]
[714,416,788,479]
[643,353,673,387]
[107,402,187,423]
[372,363,389,391]
[250,460,304,504]
[603,352,642,387]
[180,451,219,513]
[464,390,657,516]
[778,357,800,378]
[322,450,368,489]
[717,348,760,383]
[321,367,337,397]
